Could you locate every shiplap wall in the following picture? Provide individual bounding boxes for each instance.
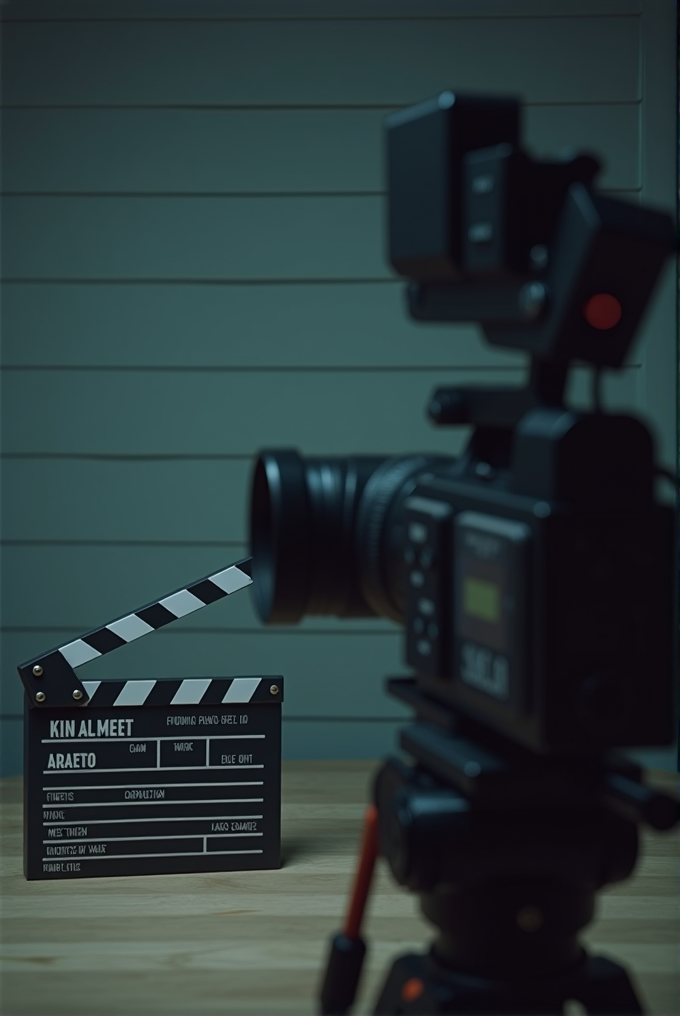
[1,0,675,775]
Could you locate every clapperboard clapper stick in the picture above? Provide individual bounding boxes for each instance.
[18,557,255,707]
[17,556,284,880]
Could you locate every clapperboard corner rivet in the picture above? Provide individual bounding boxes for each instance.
[35,692,46,703]
[32,665,43,677]
[72,689,83,700]
[270,684,279,695]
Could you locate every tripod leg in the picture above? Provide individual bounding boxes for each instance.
[374,953,566,1015]
[320,805,380,1015]
[373,952,647,1015]
[574,955,644,1015]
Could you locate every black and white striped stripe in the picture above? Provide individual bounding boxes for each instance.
[79,675,282,708]
[57,558,252,670]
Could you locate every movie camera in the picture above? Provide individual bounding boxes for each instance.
[249,92,678,1014]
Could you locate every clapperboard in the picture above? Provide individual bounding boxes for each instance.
[17,557,283,881]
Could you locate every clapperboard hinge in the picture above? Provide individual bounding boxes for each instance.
[17,557,254,708]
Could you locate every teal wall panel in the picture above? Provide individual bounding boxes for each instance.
[3,18,640,106]
[3,196,387,280]
[0,364,643,543]
[1,630,407,717]
[1,368,523,455]
[2,366,640,456]
[3,105,640,195]
[0,544,395,632]
[1,1,675,777]
[1,458,254,543]
[0,719,23,777]
[636,0,678,472]
[0,283,509,369]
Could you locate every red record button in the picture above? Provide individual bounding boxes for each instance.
[402,978,425,1002]
[582,293,622,330]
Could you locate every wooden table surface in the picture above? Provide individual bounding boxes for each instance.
[1,761,677,1016]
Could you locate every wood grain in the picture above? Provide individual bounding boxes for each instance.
[0,764,677,1015]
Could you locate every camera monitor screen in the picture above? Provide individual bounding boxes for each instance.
[454,512,530,708]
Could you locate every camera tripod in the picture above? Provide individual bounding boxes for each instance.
[320,679,678,1015]
[248,89,679,1016]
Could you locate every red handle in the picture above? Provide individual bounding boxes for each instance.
[344,803,380,940]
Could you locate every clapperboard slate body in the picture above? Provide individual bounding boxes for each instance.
[18,558,283,881]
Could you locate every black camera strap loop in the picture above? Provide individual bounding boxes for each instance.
[17,557,253,708]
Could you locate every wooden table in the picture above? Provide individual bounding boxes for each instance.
[1,762,677,1015]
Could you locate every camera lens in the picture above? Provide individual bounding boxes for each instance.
[250,450,385,623]
[249,450,452,624]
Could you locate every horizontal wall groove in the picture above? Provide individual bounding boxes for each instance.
[1,191,384,199]
[0,277,398,287]
[0,539,243,548]
[0,365,638,458]
[0,453,255,461]
[0,365,527,374]
[0,103,411,111]
[0,186,635,198]
[0,14,642,24]
[0,99,642,111]
[3,627,397,637]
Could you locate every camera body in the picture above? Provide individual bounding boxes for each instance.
[401,411,674,754]
[250,90,676,759]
